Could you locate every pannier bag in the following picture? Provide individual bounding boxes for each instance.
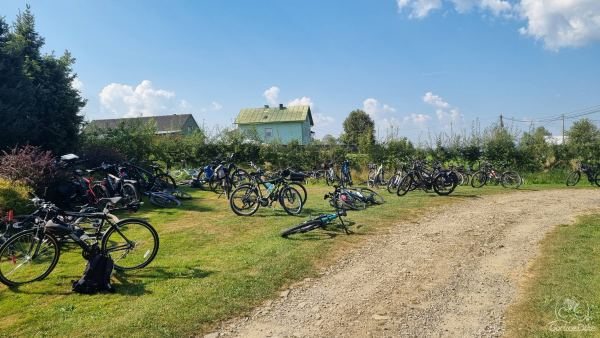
[289,171,306,182]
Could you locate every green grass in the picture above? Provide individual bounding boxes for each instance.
[0,182,588,336]
[506,214,600,337]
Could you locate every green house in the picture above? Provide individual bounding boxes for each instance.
[235,104,314,145]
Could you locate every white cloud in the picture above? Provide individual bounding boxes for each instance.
[99,80,184,117]
[314,113,335,125]
[404,113,432,126]
[72,78,83,91]
[423,92,450,109]
[211,101,223,111]
[423,91,463,125]
[363,98,396,117]
[518,0,600,50]
[397,0,443,19]
[263,86,280,106]
[397,0,600,49]
[288,96,314,107]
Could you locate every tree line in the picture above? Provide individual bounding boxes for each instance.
[2,6,600,176]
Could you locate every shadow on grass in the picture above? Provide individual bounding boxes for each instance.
[117,266,214,281]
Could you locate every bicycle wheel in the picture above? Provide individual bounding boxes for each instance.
[152,174,177,192]
[461,173,471,186]
[231,169,250,187]
[0,230,60,286]
[279,187,303,215]
[396,174,413,196]
[230,186,260,216]
[594,172,600,187]
[281,220,323,238]
[101,219,159,271]
[121,183,139,204]
[501,171,522,189]
[471,171,487,188]
[433,173,457,196]
[287,182,308,205]
[566,171,580,186]
[356,187,385,205]
[342,191,367,210]
[387,174,399,194]
[150,192,181,208]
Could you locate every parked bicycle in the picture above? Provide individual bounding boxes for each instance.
[367,163,386,189]
[229,168,304,216]
[471,162,522,189]
[0,196,159,286]
[396,160,457,196]
[566,161,600,187]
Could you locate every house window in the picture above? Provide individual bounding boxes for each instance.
[264,128,273,139]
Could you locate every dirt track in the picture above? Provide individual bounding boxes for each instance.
[212,189,600,338]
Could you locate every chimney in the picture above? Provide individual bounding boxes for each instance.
[264,105,269,108]
[279,104,284,109]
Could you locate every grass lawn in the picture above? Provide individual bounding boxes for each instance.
[0,182,589,336]
[506,214,600,337]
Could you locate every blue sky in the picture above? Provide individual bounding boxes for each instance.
[2,0,600,143]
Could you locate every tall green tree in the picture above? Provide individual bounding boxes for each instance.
[0,6,85,154]
[567,118,600,162]
[341,109,375,148]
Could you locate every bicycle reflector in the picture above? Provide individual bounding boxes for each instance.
[7,210,13,222]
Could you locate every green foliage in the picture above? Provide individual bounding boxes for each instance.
[482,125,517,166]
[0,6,85,154]
[0,178,31,213]
[82,120,157,161]
[341,110,375,148]
[567,118,600,163]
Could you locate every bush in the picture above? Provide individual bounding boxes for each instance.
[0,145,58,187]
[0,178,32,214]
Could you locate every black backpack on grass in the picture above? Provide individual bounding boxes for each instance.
[72,248,115,294]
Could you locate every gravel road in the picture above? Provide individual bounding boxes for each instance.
[211,189,600,338]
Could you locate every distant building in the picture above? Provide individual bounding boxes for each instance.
[88,114,200,135]
[235,104,314,145]
[544,135,568,145]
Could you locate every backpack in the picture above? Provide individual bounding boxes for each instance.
[72,247,115,294]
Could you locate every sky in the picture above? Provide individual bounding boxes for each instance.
[2,0,600,143]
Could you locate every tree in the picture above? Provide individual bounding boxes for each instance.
[0,6,85,154]
[567,119,600,162]
[482,125,517,166]
[341,109,375,148]
[518,126,552,171]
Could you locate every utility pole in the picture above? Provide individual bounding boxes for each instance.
[499,114,504,128]
[562,114,565,145]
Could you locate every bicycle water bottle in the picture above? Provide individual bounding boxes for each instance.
[265,182,275,194]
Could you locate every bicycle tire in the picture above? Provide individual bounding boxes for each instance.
[387,174,399,194]
[342,191,367,210]
[461,173,471,186]
[121,182,139,204]
[230,185,260,216]
[152,174,177,192]
[281,220,323,238]
[231,169,250,187]
[433,173,457,196]
[0,230,60,286]
[279,186,304,215]
[357,187,385,204]
[566,171,581,186]
[102,218,159,271]
[287,182,308,205]
[501,171,522,189]
[396,174,413,196]
[150,192,181,208]
[594,172,600,187]
[471,171,487,188]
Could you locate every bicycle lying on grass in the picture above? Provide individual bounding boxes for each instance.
[281,185,349,238]
[0,196,159,287]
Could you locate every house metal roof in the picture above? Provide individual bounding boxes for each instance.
[235,105,314,126]
[87,114,196,133]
